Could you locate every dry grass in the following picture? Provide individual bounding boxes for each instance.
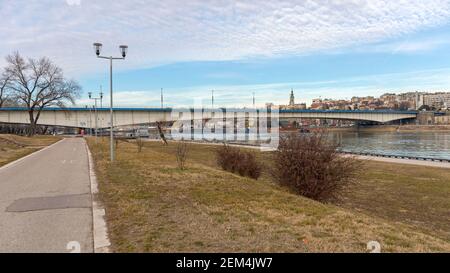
[340,160,450,242]
[87,138,450,253]
[0,134,61,167]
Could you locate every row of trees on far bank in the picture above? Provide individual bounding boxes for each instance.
[0,52,81,135]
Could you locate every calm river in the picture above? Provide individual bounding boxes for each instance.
[161,130,450,160]
[327,131,450,160]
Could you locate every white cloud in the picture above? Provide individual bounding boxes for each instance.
[1,0,450,77]
[66,0,81,6]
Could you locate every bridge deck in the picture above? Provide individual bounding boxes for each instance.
[0,107,418,128]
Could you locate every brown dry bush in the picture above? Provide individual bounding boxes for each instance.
[272,131,360,202]
[216,144,262,179]
[176,141,188,170]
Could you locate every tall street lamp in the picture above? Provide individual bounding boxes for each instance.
[88,90,103,141]
[99,85,104,108]
[86,105,92,136]
[161,88,164,108]
[93,42,128,162]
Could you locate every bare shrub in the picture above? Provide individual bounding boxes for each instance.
[176,141,188,170]
[136,136,144,153]
[216,144,239,172]
[272,132,360,202]
[216,144,262,179]
[240,152,262,179]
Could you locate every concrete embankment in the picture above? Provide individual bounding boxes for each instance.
[344,154,450,169]
[310,125,450,132]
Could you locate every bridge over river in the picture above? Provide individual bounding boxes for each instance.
[0,107,418,129]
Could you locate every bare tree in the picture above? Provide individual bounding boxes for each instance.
[0,73,11,108]
[156,121,168,145]
[4,52,81,135]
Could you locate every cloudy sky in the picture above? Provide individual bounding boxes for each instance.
[2,0,450,107]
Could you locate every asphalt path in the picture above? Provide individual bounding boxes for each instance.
[0,138,93,253]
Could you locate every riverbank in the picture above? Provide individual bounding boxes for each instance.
[345,154,450,169]
[142,138,450,168]
[313,125,450,132]
[87,138,450,252]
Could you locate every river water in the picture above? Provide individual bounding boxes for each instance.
[327,131,450,160]
[157,129,450,160]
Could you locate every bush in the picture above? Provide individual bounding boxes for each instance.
[272,132,360,202]
[136,137,144,153]
[216,144,262,179]
[176,141,188,170]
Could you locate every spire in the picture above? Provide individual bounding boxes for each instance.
[289,89,295,106]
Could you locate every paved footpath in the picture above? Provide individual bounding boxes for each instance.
[0,138,93,253]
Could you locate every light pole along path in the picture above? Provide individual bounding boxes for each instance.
[93,43,128,162]
[88,89,103,142]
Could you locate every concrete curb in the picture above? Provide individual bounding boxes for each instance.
[0,138,65,172]
[85,139,111,253]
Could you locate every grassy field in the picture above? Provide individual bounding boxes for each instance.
[0,134,61,167]
[340,161,450,242]
[87,138,450,253]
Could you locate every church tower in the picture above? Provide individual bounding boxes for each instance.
[289,89,295,106]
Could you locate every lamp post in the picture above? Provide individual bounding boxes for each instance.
[86,105,92,136]
[100,85,104,108]
[93,42,128,162]
[88,90,103,141]
[252,91,256,108]
[161,88,164,108]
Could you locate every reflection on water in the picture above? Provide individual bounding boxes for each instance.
[327,131,450,160]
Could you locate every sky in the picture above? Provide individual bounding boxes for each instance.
[2,0,450,107]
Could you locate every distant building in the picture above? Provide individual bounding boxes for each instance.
[280,89,307,110]
[417,112,436,125]
[296,90,450,111]
[421,92,450,110]
[435,114,450,125]
[380,93,396,103]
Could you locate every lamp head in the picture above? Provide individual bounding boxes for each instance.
[93,42,103,56]
[119,45,128,58]
[88,92,92,99]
